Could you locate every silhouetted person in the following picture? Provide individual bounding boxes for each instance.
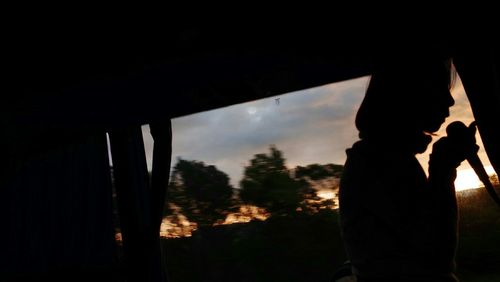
[339,53,478,281]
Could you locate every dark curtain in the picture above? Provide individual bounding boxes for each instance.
[2,132,118,281]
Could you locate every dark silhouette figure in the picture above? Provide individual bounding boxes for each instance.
[339,54,478,281]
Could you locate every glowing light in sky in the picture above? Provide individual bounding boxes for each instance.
[455,166,495,191]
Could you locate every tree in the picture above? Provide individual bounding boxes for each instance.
[295,163,344,180]
[294,163,344,212]
[167,158,236,227]
[239,146,308,216]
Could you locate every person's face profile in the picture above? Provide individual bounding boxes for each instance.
[355,57,456,153]
[410,65,455,134]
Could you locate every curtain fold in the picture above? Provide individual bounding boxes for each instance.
[109,122,171,282]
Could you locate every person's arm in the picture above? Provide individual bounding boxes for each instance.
[409,135,478,263]
[426,133,479,216]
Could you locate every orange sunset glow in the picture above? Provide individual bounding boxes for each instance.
[455,166,496,191]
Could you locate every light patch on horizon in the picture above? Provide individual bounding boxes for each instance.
[317,189,336,200]
[455,166,496,191]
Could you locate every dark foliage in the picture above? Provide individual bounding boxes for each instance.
[239,146,313,216]
[167,158,237,227]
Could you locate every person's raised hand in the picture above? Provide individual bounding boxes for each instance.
[429,121,479,171]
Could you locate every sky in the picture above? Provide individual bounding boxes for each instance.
[141,75,494,191]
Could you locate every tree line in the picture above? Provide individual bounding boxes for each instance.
[165,145,343,228]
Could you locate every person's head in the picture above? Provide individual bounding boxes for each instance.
[355,54,456,153]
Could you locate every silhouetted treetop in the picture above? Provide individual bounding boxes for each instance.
[295,163,343,180]
[240,146,315,216]
[167,158,237,227]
